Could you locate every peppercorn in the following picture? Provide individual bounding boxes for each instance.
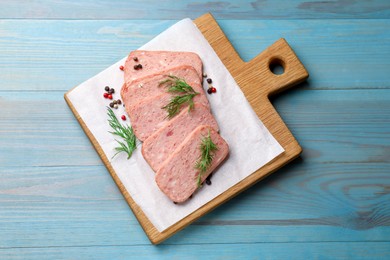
[108,94,113,100]
[104,86,110,92]
[117,99,122,105]
[119,65,124,71]
[206,173,212,185]
[202,73,207,78]
[133,64,143,70]
[109,88,115,94]
[121,115,126,121]
[114,104,118,109]
[211,87,217,93]
[133,57,138,62]
[207,88,213,94]
[103,93,109,98]
[207,78,212,84]
[109,102,114,108]
[113,100,117,105]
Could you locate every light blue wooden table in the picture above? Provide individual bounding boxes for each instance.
[1,1,389,259]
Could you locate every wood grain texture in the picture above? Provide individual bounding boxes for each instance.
[64,13,307,244]
[1,163,389,247]
[1,0,390,257]
[0,19,388,91]
[2,242,390,260]
[2,90,388,167]
[0,0,389,19]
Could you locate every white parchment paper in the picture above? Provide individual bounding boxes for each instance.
[67,18,284,232]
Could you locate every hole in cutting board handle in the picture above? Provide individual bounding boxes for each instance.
[269,57,285,75]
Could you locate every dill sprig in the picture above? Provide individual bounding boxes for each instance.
[195,131,218,188]
[161,94,197,119]
[159,75,199,119]
[107,107,137,159]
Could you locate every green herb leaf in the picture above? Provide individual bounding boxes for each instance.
[159,75,199,119]
[195,131,218,188]
[161,93,197,119]
[107,107,137,159]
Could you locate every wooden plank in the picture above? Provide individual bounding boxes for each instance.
[1,242,390,259]
[1,220,389,247]
[2,162,389,217]
[1,163,389,221]
[1,89,389,167]
[1,241,390,260]
[272,89,390,163]
[1,162,389,246]
[0,19,389,91]
[0,0,389,19]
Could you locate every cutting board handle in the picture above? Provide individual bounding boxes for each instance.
[238,38,309,99]
[195,13,308,101]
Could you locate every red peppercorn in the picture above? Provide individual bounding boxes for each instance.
[211,87,217,93]
[121,115,126,121]
[119,65,124,71]
[108,94,113,100]
[103,93,109,98]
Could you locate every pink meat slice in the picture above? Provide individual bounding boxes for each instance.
[155,125,229,203]
[127,94,172,141]
[124,50,203,85]
[121,65,202,107]
[128,94,209,141]
[142,104,219,171]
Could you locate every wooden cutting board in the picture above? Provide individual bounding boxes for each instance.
[64,12,309,244]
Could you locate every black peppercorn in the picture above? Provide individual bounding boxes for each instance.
[109,102,114,108]
[109,88,115,94]
[117,99,122,105]
[134,64,142,70]
[207,88,213,94]
[207,78,212,84]
[205,173,212,185]
[104,86,110,91]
